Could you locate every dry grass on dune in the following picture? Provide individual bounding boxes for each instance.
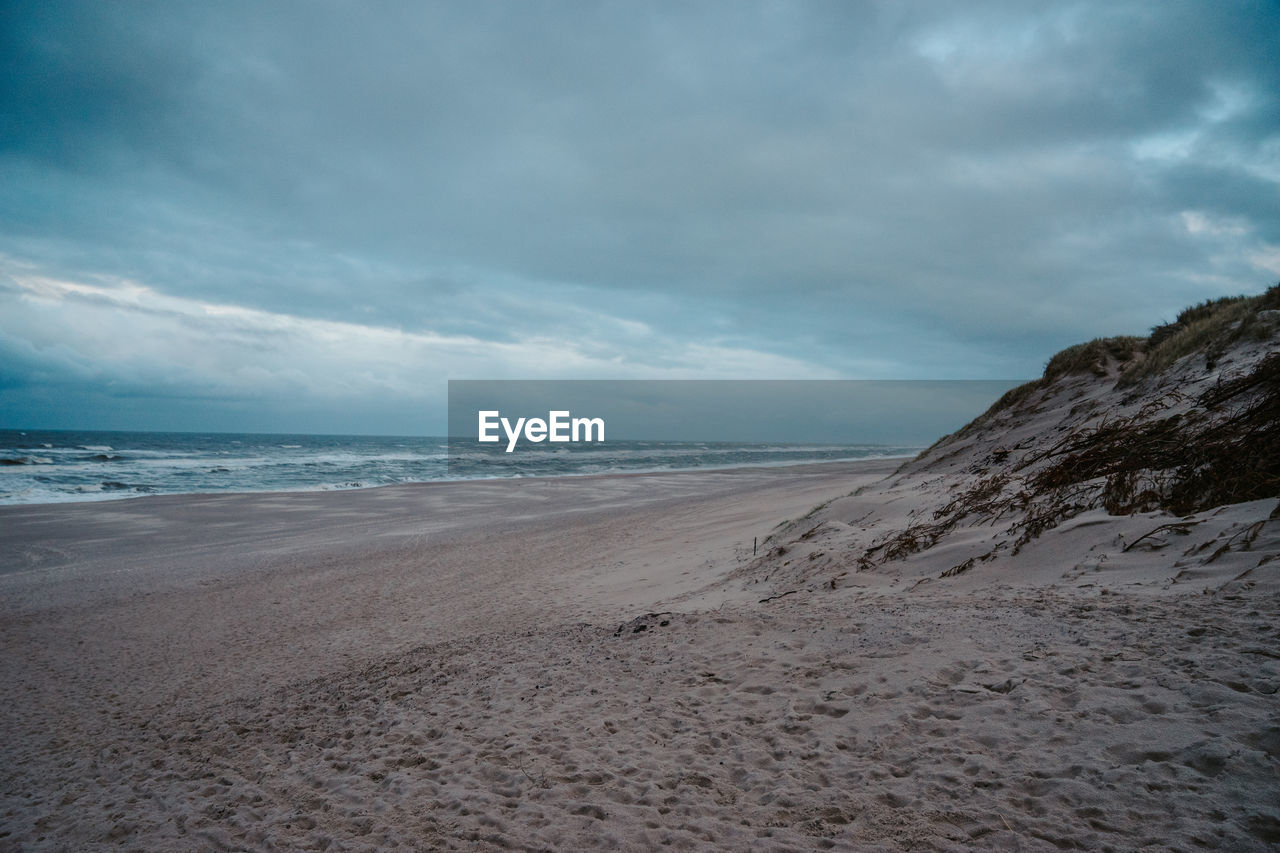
[963,282,1280,433]
[809,284,1280,582]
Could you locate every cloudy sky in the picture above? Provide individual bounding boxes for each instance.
[1,1,1276,434]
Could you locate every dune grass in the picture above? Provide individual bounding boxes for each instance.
[1120,284,1280,385]
[932,282,1279,449]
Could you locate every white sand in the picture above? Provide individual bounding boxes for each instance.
[2,343,1278,849]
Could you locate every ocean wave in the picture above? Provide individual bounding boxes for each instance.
[0,431,919,505]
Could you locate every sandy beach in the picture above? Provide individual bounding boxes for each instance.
[0,461,890,716]
[2,435,1277,850]
[0,461,894,849]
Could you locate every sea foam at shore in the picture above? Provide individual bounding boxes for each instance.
[0,429,920,505]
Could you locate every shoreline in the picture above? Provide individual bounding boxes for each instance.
[0,449,921,509]
[0,455,899,534]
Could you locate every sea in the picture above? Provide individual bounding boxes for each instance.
[0,429,922,506]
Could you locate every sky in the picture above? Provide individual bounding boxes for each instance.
[1,0,1277,435]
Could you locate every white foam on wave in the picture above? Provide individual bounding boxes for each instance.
[0,455,55,465]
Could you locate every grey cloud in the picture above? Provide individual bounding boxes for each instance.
[1,0,1277,430]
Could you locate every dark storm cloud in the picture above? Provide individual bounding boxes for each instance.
[0,0,1277,430]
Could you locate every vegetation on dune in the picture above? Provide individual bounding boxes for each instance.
[953,335,1146,440]
[1044,335,1145,381]
[886,284,1280,570]
[1028,351,1280,516]
[961,282,1280,431]
[1123,285,1280,384]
